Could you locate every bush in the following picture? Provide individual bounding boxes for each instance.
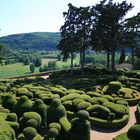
[0,85,7,92]
[14,96,33,117]
[88,97,108,105]
[76,110,90,120]
[47,99,66,124]
[73,99,85,106]
[61,93,81,102]
[86,104,110,119]
[26,119,39,128]
[23,127,37,140]
[102,95,114,102]
[107,81,122,93]
[116,100,128,106]
[127,124,140,140]
[16,88,33,98]
[103,102,128,118]
[62,100,73,111]
[86,91,101,97]
[31,99,47,126]
[2,94,17,111]
[113,132,128,140]
[76,102,91,111]
[49,123,61,132]
[6,113,17,122]
[49,128,59,138]
[20,112,42,129]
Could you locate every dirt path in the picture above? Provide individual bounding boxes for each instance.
[90,106,137,140]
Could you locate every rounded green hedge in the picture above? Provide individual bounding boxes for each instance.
[6,113,17,122]
[2,94,17,111]
[14,96,33,117]
[127,124,140,140]
[23,127,37,140]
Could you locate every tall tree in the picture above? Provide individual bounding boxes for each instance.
[91,0,133,71]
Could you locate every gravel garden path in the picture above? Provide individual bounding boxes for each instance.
[90,106,137,140]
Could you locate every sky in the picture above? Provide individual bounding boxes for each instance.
[0,0,139,37]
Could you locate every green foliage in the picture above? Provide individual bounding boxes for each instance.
[23,127,37,140]
[26,119,39,128]
[2,94,17,111]
[86,91,101,97]
[6,113,17,122]
[49,128,59,138]
[127,124,140,140]
[0,85,7,92]
[87,104,110,119]
[73,99,85,106]
[103,102,128,118]
[107,81,122,93]
[20,112,42,129]
[0,32,60,50]
[49,123,61,132]
[113,132,129,140]
[30,63,35,73]
[47,99,67,124]
[76,110,90,120]
[76,102,91,111]
[14,96,33,117]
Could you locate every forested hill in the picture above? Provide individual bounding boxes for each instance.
[0,32,61,50]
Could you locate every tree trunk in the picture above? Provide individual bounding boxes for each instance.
[70,52,74,75]
[111,48,115,73]
[81,47,85,75]
[118,48,125,64]
[107,49,110,69]
[131,46,134,69]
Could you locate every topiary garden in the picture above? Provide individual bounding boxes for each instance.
[0,68,139,140]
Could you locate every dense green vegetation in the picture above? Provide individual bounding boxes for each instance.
[0,32,60,50]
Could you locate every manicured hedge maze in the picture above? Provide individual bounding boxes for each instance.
[0,75,139,139]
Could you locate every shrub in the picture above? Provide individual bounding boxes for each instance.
[0,85,7,92]
[26,119,38,128]
[127,124,140,140]
[79,95,91,101]
[49,87,66,97]
[23,127,37,140]
[103,102,128,118]
[86,91,101,97]
[102,95,114,102]
[49,128,59,138]
[6,113,17,122]
[107,81,122,93]
[73,99,85,106]
[49,123,61,132]
[20,112,42,129]
[6,121,19,132]
[2,94,17,111]
[113,132,128,140]
[116,100,128,106]
[47,99,66,124]
[14,96,33,117]
[16,88,33,98]
[88,97,108,105]
[86,104,110,119]
[62,100,73,111]
[76,102,91,111]
[61,93,80,102]
[76,110,90,120]
[31,99,47,126]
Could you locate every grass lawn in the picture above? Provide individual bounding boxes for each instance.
[0,63,30,79]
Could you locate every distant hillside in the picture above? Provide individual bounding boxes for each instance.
[0,32,61,50]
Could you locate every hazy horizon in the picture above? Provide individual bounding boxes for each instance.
[0,0,139,37]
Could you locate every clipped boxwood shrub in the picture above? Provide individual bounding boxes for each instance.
[76,110,90,120]
[20,112,42,129]
[23,127,37,140]
[49,127,59,138]
[102,95,114,102]
[89,114,129,128]
[47,99,66,124]
[2,94,17,111]
[16,87,33,98]
[116,100,128,106]
[127,124,140,140]
[26,119,39,128]
[86,104,110,119]
[76,102,91,111]
[106,81,122,93]
[0,85,7,92]
[49,123,61,132]
[113,132,128,140]
[61,93,80,102]
[31,99,47,126]
[88,97,108,105]
[86,91,101,97]
[14,96,33,117]
[6,113,17,122]
[73,99,85,106]
[103,102,128,118]
[62,100,73,111]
